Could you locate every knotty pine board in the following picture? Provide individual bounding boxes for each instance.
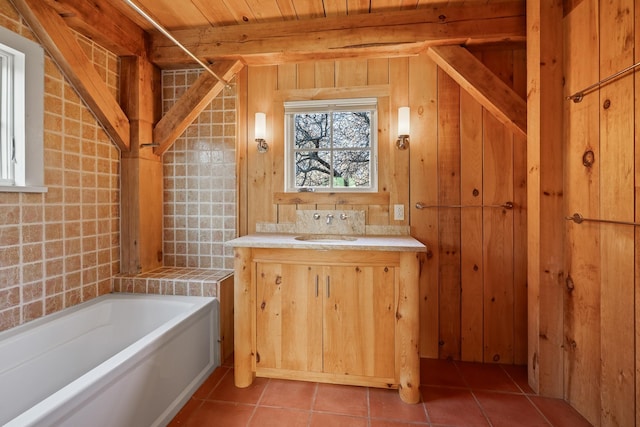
[459,89,484,363]
[408,54,439,359]
[563,60,601,427]
[598,0,635,423]
[512,48,527,366]
[436,69,462,360]
[482,110,514,364]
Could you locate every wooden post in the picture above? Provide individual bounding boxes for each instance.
[397,252,420,404]
[526,0,564,397]
[234,247,255,387]
[119,57,163,273]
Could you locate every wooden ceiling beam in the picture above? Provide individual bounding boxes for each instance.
[43,0,148,57]
[153,60,245,155]
[12,0,131,151]
[427,45,527,138]
[149,1,525,66]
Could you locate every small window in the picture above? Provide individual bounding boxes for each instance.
[284,98,377,192]
[0,44,18,185]
[0,27,45,192]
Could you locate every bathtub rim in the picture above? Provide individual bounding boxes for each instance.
[1,293,218,427]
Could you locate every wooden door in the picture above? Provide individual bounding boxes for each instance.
[255,262,323,372]
[322,265,396,379]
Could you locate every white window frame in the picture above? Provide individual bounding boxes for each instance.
[284,98,378,193]
[0,26,45,193]
[0,48,15,186]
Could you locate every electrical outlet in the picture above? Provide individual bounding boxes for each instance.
[393,204,404,221]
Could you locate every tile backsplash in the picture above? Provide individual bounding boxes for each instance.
[295,210,366,235]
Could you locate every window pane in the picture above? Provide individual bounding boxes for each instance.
[332,150,370,188]
[295,150,331,188]
[294,113,330,149]
[285,98,377,192]
[332,111,371,149]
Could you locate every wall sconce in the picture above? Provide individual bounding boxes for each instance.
[255,112,268,153]
[396,106,410,150]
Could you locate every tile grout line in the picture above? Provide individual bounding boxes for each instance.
[453,360,496,427]
[366,387,371,427]
[499,364,555,426]
[307,381,319,427]
[244,376,271,427]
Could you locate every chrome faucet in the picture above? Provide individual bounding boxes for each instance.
[326,214,334,225]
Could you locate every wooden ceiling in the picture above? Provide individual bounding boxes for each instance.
[39,0,525,67]
[9,0,526,153]
[109,0,520,30]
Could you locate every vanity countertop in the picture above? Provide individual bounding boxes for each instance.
[226,233,427,252]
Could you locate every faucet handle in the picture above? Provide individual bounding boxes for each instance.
[340,213,348,220]
[313,213,321,220]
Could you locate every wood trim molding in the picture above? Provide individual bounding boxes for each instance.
[274,192,390,205]
[274,85,390,101]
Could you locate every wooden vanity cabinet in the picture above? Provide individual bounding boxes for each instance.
[255,262,324,373]
[234,247,421,404]
[256,262,395,382]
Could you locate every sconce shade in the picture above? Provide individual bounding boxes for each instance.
[255,112,266,140]
[397,107,410,136]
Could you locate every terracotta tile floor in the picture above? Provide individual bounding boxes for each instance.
[169,358,592,426]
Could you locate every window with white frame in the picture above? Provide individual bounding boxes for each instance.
[0,44,18,186]
[284,98,378,192]
[0,26,45,192]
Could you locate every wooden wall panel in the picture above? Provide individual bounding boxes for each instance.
[482,111,514,364]
[562,0,640,424]
[389,58,410,227]
[460,90,484,362]
[636,5,640,425]
[240,48,527,365]
[527,0,565,399]
[512,49,528,366]
[598,0,635,424]
[276,64,298,224]
[436,69,461,360]
[563,1,600,422]
[409,54,440,359]
[246,66,278,233]
[237,67,249,237]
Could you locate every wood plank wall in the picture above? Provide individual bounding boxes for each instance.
[238,49,527,364]
[563,0,637,425]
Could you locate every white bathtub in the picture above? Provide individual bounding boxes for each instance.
[0,293,219,427]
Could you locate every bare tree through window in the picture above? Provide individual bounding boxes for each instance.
[292,111,372,189]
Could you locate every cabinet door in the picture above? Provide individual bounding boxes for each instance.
[323,265,395,378]
[255,262,323,372]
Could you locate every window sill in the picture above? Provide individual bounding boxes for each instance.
[274,191,389,205]
[0,185,48,193]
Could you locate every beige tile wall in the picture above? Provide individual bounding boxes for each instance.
[162,70,237,271]
[0,1,120,332]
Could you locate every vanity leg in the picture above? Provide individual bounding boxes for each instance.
[234,247,255,387]
[397,252,421,404]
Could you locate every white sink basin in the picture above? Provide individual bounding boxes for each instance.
[294,235,358,242]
